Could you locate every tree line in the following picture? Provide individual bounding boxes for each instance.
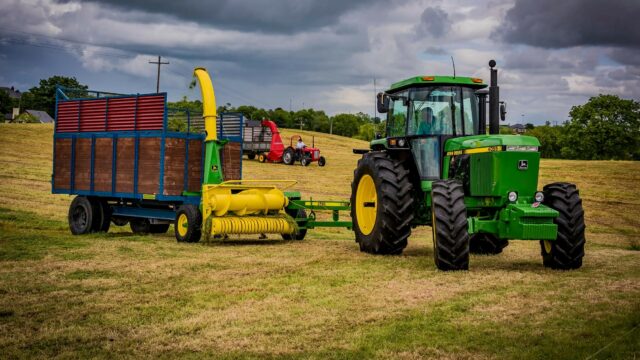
[3,75,638,160]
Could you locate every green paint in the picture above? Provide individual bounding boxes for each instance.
[202,140,227,185]
[389,75,487,92]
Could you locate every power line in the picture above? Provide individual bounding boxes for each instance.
[149,55,169,93]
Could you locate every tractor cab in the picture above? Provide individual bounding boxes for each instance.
[377,81,487,179]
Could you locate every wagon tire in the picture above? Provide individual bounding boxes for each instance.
[68,196,95,235]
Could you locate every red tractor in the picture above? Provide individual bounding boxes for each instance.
[283,135,326,166]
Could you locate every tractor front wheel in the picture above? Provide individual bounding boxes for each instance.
[469,233,508,255]
[431,180,469,271]
[258,153,267,163]
[175,205,202,243]
[540,183,585,270]
[318,156,326,167]
[351,152,414,255]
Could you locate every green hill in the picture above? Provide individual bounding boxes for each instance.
[0,124,638,358]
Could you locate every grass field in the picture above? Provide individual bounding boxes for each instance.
[0,123,638,359]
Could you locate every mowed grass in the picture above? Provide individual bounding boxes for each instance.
[0,123,638,359]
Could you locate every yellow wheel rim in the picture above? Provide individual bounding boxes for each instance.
[543,240,552,253]
[259,154,265,162]
[355,174,377,235]
[177,214,189,237]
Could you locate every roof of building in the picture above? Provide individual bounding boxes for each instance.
[25,110,54,123]
[510,123,526,129]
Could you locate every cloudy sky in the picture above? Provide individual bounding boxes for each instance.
[1,0,638,124]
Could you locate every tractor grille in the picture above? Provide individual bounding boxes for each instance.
[314,150,319,159]
[521,217,553,224]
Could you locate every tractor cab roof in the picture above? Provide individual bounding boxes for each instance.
[388,75,488,93]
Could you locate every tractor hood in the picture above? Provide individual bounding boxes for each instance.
[444,135,540,152]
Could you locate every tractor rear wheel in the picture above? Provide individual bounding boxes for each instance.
[175,205,202,243]
[68,196,95,235]
[282,209,307,240]
[469,233,508,255]
[540,183,585,270]
[431,180,469,271]
[318,156,326,167]
[248,152,256,160]
[283,148,295,165]
[351,152,414,255]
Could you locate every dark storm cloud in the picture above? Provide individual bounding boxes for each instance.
[498,0,640,48]
[415,7,450,38]
[61,0,379,34]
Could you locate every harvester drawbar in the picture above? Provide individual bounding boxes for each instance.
[52,68,350,243]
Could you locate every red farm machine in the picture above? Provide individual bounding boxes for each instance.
[242,119,326,166]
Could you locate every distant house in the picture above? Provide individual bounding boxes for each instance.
[510,124,526,134]
[25,110,54,124]
[0,86,22,99]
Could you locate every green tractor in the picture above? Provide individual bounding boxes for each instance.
[351,60,585,271]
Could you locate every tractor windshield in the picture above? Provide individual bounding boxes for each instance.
[407,86,479,136]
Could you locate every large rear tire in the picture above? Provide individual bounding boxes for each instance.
[540,183,585,270]
[431,180,469,271]
[469,233,508,255]
[283,148,295,165]
[175,205,202,243]
[68,196,95,235]
[350,152,414,255]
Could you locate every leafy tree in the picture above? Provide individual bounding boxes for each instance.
[528,125,563,158]
[561,95,640,160]
[13,112,38,123]
[0,89,16,115]
[331,113,361,137]
[21,76,88,116]
[525,123,535,130]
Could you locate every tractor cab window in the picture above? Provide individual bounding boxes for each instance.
[407,87,479,136]
[387,91,408,137]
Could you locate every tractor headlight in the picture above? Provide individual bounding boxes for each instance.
[508,191,518,202]
[534,191,544,202]
[398,138,406,147]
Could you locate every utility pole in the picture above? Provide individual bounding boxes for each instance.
[149,55,169,93]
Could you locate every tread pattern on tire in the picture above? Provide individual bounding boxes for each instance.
[469,233,508,255]
[541,182,586,269]
[282,209,307,241]
[351,151,415,255]
[175,205,202,243]
[432,180,469,271]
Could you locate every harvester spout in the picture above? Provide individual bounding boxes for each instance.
[193,67,218,142]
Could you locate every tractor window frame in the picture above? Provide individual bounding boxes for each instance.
[386,90,409,137]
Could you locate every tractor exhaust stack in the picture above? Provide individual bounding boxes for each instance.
[488,60,500,135]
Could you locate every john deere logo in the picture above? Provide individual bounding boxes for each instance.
[518,160,528,170]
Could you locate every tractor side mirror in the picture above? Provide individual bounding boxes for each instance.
[377,92,390,113]
[500,101,507,121]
